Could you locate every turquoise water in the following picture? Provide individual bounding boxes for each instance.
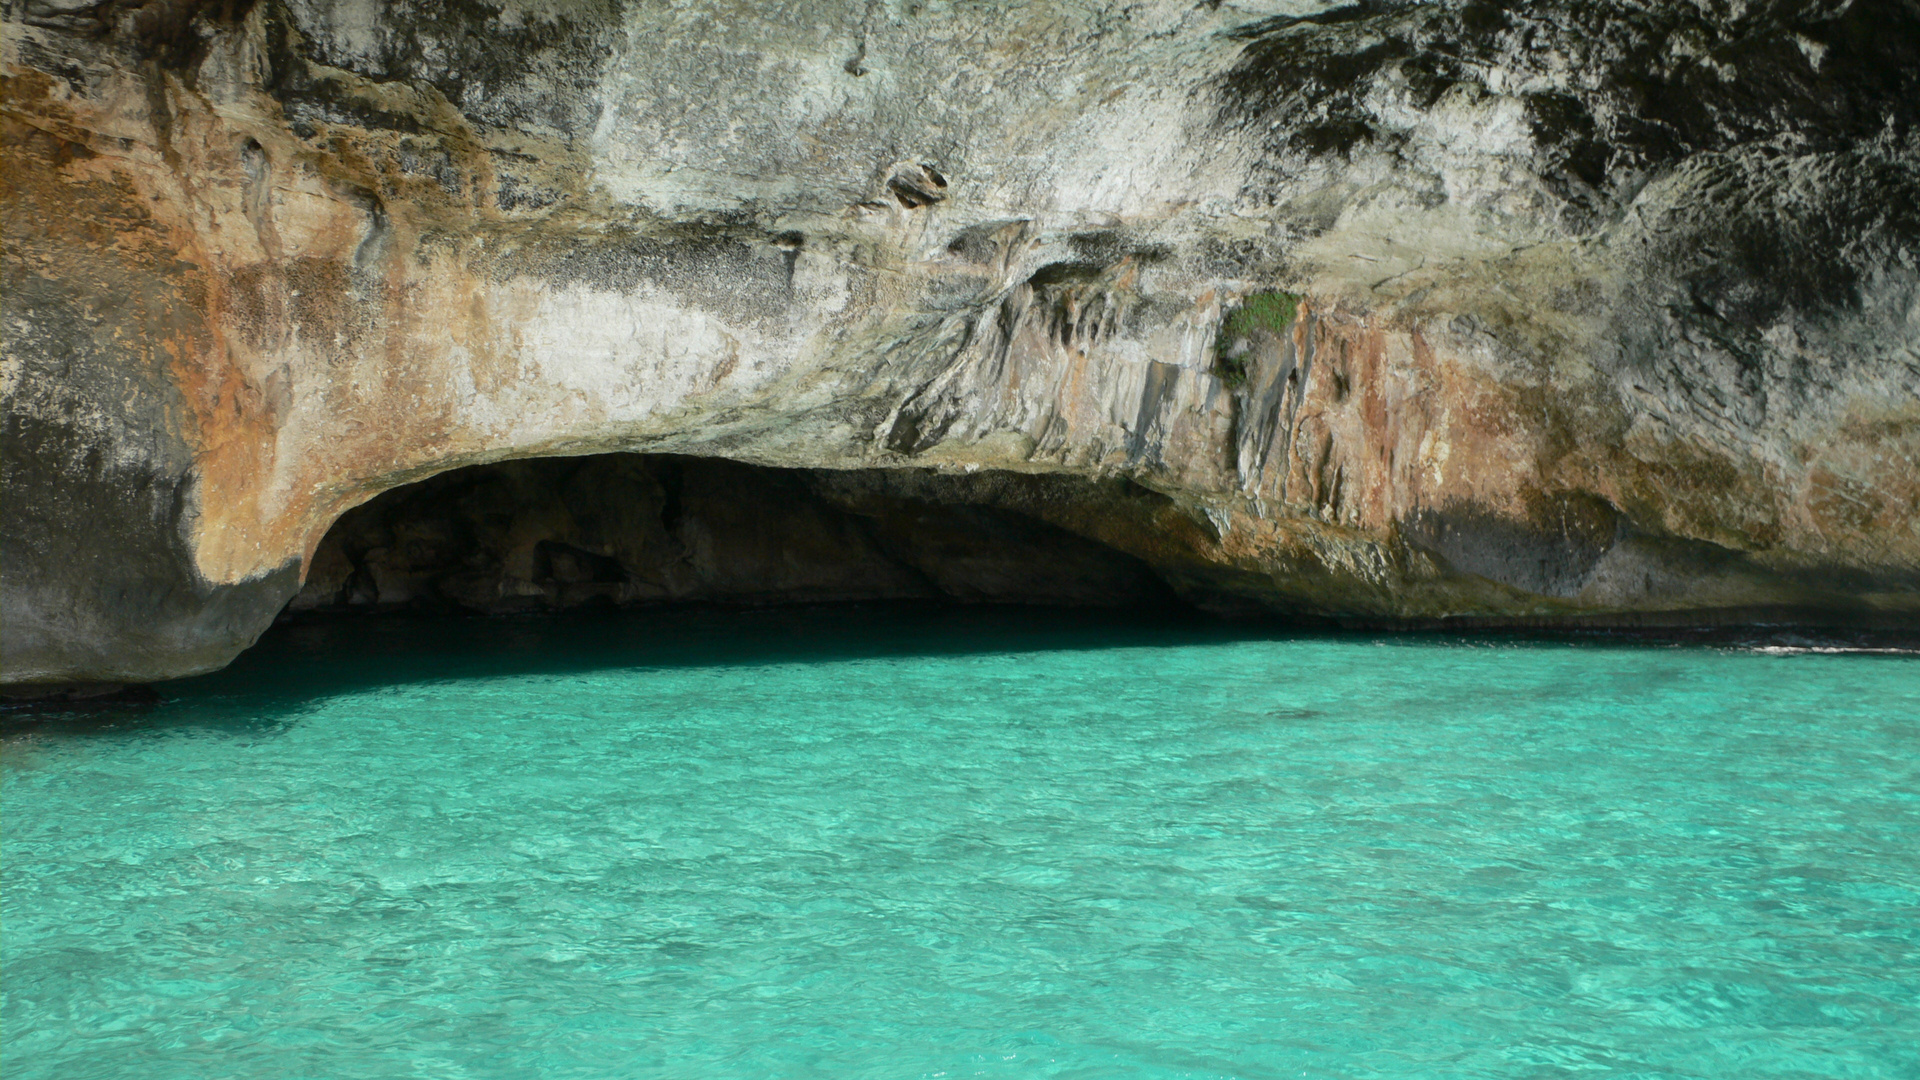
[4,607,1918,1079]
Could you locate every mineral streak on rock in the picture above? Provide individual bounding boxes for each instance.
[3,0,1917,685]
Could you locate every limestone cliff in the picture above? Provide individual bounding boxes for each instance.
[4,0,1917,685]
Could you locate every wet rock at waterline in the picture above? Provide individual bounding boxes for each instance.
[3,0,1918,685]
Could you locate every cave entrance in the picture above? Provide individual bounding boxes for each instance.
[288,454,1194,618]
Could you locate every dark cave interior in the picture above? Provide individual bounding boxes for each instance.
[287,454,1207,619]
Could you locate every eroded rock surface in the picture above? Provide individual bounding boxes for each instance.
[4,0,1918,684]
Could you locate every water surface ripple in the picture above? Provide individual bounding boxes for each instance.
[5,608,1917,1079]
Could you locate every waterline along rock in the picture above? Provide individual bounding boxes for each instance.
[4,0,1917,685]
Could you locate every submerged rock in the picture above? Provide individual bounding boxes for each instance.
[3,0,1917,684]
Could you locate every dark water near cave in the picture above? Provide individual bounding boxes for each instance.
[4,607,1918,1079]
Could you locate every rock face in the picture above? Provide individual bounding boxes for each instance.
[4,0,1917,685]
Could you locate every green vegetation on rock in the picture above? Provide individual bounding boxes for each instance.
[1215,290,1300,389]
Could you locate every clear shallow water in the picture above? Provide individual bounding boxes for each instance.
[4,607,1917,1080]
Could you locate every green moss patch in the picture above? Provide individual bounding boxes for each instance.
[1214,290,1300,389]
